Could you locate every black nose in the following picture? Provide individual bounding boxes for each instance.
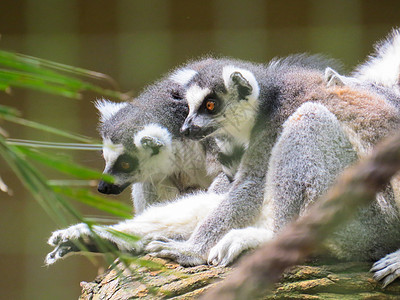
[180,124,190,137]
[180,124,202,138]
[98,180,123,194]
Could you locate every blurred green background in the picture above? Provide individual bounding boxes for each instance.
[1,1,400,299]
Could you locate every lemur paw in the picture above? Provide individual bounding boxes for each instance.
[371,250,400,287]
[45,240,80,265]
[46,223,92,265]
[47,223,91,246]
[208,234,245,266]
[208,228,272,266]
[146,239,206,266]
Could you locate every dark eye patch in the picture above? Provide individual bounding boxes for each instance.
[113,154,138,173]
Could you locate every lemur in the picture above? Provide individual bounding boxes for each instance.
[145,29,400,274]
[95,61,225,214]
[46,59,234,264]
[47,29,400,289]
[45,56,330,264]
[95,97,219,215]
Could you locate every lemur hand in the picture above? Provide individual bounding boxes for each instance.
[146,237,206,267]
[371,249,400,287]
[45,223,92,265]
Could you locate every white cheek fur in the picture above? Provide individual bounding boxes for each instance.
[186,85,211,115]
[102,138,124,168]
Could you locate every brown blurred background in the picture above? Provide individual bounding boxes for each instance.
[1,1,400,299]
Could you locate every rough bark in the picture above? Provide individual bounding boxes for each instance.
[79,255,232,300]
[79,256,400,299]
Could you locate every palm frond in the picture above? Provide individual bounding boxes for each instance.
[0,50,149,273]
[0,50,130,100]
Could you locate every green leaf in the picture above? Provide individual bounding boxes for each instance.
[14,146,113,182]
[1,114,93,143]
[0,50,140,268]
[0,69,82,98]
[52,186,132,219]
[6,139,102,150]
[0,50,129,100]
[0,104,20,117]
[0,50,115,85]
[0,136,78,225]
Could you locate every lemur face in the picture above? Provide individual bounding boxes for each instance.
[95,100,175,195]
[181,65,260,144]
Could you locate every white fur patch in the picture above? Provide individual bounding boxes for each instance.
[186,85,211,114]
[95,99,128,123]
[133,124,172,149]
[353,29,400,93]
[114,191,223,239]
[208,227,273,266]
[102,138,124,167]
[133,124,174,178]
[218,66,260,144]
[170,69,198,86]
[222,65,260,102]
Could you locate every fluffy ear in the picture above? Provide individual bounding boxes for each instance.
[324,67,345,87]
[140,136,164,156]
[231,72,253,99]
[325,67,360,87]
[134,124,172,156]
[223,66,260,101]
[95,99,127,123]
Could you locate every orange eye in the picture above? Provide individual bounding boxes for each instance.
[206,100,215,111]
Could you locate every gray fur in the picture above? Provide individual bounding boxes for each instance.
[96,58,227,214]
[98,99,219,211]
[147,35,400,269]
[45,59,232,265]
[47,30,400,288]
[327,29,400,286]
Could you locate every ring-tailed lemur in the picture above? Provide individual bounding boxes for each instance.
[96,61,225,214]
[96,98,219,214]
[146,29,400,272]
[47,30,400,287]
[46,59,235,264]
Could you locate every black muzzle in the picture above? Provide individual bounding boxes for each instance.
[97,180,130,195]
